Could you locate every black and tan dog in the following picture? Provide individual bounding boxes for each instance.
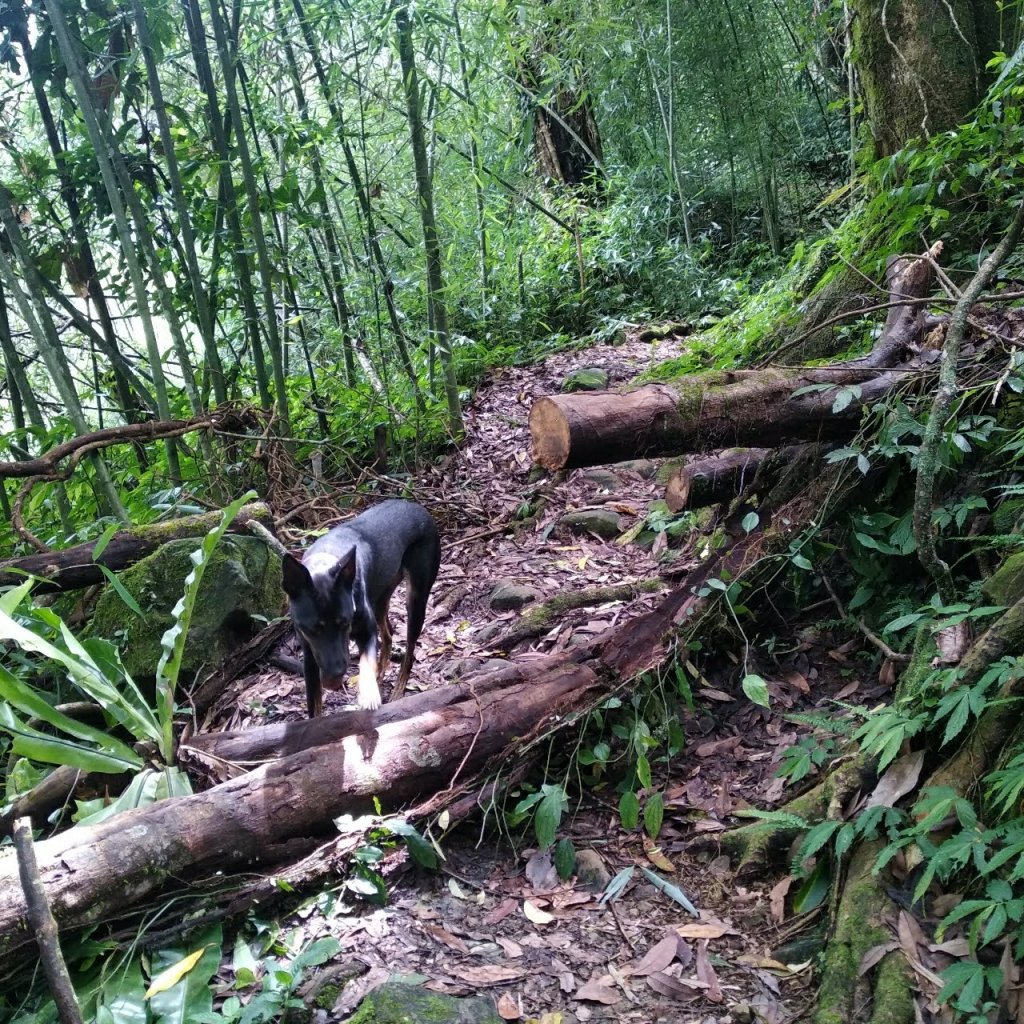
[282,500,440,716]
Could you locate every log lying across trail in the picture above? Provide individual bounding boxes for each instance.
[664,446,809,512]
[530,247,941,472]
[0,503,276,592]
[0,659,603,960]
[0,500,787,962]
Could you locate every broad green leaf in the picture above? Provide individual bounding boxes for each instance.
[536,784,568,849]
[386,818,440,869]
[636,754,652,790]
[644,791,664,840]
[619,791,640,830]
[742,673,770,707]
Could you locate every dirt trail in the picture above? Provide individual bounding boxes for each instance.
[216,336,869,1022]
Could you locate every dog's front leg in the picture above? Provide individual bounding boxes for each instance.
[355,630,382,711]
[301,637,323,718]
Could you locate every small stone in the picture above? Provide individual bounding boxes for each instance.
[581,468,619,490]
[561,367,609,392]
[574,848,613,892]
[489,581,543,611]
[348,980,502,1024]
[473,621,507,645]
[618,459,659,479]
[560,508,622,539]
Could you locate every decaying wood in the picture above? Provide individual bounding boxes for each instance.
[0,766,129,838]
[0,660,602,958]
[666,448,777,512]
[529,246,942,472]
[0,503,276,592]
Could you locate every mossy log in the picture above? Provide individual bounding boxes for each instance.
[529,369,908,471]
[0,503,276,592]
[0,658,604,960]
[530,246,940,472]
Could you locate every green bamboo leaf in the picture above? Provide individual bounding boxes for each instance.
[97,564,145,617]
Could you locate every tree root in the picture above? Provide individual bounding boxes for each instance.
[814,843,914,1024]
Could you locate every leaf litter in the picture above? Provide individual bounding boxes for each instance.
[205,333,910,1021]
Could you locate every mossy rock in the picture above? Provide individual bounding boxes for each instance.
[561,366,609,392]
[89,536,283,681]
[348,981,502,1023]
[982,550,1024,607]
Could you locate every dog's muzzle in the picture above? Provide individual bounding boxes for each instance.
[320,674,349,692]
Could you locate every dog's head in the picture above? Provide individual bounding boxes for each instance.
[282,549,357,690]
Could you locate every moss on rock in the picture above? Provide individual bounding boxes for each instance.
[89,536,283,680]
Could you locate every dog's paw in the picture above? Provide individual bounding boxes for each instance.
[357,681,382,711]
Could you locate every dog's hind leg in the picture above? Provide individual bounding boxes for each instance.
[392,539,441,701]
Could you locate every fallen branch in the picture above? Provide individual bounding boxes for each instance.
[0,503,277,592]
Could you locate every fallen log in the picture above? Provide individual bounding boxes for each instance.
[0,659,603,960]
[530,367,911,471]
[665,448,768,512]
[530,246,940,472]
[0,437,866,962]
[0,503,276,592]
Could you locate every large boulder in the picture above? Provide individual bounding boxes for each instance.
[90,536,283,681]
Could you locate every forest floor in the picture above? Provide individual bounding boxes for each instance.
[209,335,890,1023]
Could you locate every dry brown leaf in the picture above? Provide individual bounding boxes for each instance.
[865,751,924,809]
[675,919,734,939]
[523,900,555,925]
[626,935,679,977]
[422,924,470,954]
[496,992,521,1020]
[449,965,526,986]
[695,736,742,758]
[856,942,897,974]
[496,937,524,958]
[574,979,623,1005]
[645,973,705,999]
[785,670,810,693]
[834,679,861,700]
[928,938,971,957]
[695,939,723,1003]
[699,687,735,702]
[484,898,519,926]
[550,891,592,910]
[642,837,674,872]
[769,876,793,925]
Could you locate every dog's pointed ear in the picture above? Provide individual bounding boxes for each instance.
[335,549,357,586]
[281,553,310,597]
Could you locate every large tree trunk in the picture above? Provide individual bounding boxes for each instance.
[851,0,994,159]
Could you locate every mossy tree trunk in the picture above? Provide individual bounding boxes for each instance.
[850,0,994,159]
